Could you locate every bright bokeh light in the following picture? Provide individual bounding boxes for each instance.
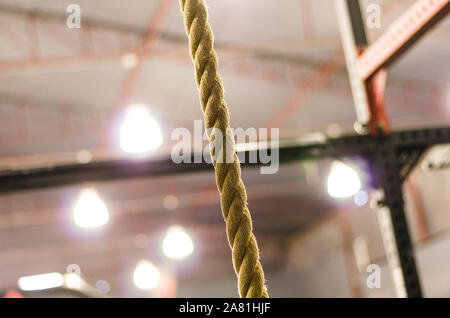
[73,188,109,228]
[354,190,369,206]
[64,273,82,289]
[121,53,139,69]
[133,260,160,290]
[163,226,194,260]
[327,160,361,198]
[95,280,111,294]
[18,272,64,291]
[119,104,163,154]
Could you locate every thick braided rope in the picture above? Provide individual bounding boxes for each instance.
[179,0,268,298]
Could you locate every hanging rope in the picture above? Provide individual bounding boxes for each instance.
[179,0,269,298]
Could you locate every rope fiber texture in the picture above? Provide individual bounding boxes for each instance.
[179,0,269,298]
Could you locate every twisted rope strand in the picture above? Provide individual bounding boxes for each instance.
[179,0,268,298]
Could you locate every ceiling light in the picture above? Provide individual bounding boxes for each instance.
[73,188,109,228]
[119,104,163,154]
[133,260,160,290]
[64,273,82,289]
[327,160,361,198]
[18,272,65,291]
[163,226,194,260]
[121,53,139,69]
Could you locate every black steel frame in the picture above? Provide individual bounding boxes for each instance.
[2,127,447,194]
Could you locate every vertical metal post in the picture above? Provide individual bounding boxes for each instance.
[374,139,423,297]
[335,0,392,136]
[345,0,368,46]
[336,0,423,297]
[334,0,371,132]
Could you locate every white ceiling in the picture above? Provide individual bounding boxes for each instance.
[0,0,447,160]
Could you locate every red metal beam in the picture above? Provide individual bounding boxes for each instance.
[365,68,391,135]
[357,0,450,80]
[271,0,404,131]
[337,0,449,136]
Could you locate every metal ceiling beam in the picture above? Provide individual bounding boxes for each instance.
[0,127,448,194]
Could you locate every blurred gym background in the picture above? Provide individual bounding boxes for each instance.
[0,0,449,297]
